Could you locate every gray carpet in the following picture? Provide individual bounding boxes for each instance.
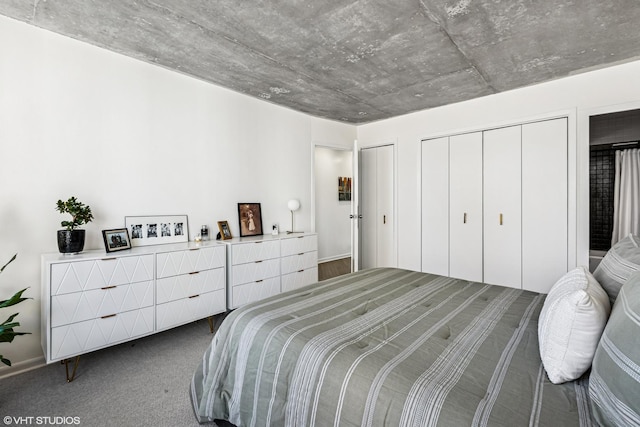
[0,316,229,427]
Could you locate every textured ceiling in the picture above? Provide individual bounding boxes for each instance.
[2,0,640,123]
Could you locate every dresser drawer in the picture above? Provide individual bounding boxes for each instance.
[156,289,226,331]
[50,254,154,295]
[231,258,280,286]
[231,276,280,308]
[51,280,154,327]
[281,251,318,275]
[231,240,280,265]
[50,306,154,361]
[281,235,318,257]
[156,245,225,278]
[282,267,318,293]
[156,267,224,304]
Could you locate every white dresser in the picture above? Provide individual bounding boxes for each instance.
[223,233,318,309]
[155,244,226,331]
[41,241,226,367]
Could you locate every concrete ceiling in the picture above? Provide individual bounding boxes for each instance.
[2,1,640,124]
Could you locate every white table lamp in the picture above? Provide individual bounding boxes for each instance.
[287,199,301,234]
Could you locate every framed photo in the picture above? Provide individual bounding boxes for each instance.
[237,203,263,237]
[102,228,132,253]
[217,221,233,240]
[125,215,189,247]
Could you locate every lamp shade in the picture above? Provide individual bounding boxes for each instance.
[287,199,301,211]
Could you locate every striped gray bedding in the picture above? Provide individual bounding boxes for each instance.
[191,268,592,426]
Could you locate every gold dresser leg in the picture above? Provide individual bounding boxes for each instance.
[61,356,81,382]
[207,316,215,334]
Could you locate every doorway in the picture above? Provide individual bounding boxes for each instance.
[589,108,640,271]
[314,145,353,280]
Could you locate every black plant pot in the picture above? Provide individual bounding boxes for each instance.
[57,229,86,254]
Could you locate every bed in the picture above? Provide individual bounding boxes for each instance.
[190,267,597,426]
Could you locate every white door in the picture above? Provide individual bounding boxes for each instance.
[421,137,449,276]
[351,140,360,272]
[360,145,395,269]
[360,147,377,270]
[449,132,483,282]
[483,125,522,288]
[522,118,568,292]
[376,145,394,267]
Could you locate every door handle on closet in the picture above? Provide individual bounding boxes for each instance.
[499,213,503,225]
[383,215,386,224]
[463,213,467,224]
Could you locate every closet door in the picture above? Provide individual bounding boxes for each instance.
[360,145,395,270]
[522,118,568,293]
[483,126,522,288]
[360,148,377,270]
[376,145,394,267]
[421,137,449,276]
[449,132,483,282]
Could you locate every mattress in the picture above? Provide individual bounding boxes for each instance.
[191,268,592,426]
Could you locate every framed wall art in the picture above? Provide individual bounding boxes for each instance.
[237,203,263,237]
[125,215,189,247]
[217,220,233,240]
[102,228,132,253]
[338,176,352,201]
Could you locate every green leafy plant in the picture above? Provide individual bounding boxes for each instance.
[56,196,94,230]
[0,254,30,367]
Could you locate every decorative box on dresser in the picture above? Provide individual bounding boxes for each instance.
[223,233,318,309]
[41,241,226,381]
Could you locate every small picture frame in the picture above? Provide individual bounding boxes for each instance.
[102,228,132,253]
[237,203,263,237]
[217,221,233,240]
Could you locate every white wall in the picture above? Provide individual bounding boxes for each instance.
[357,59,640,272]
[314,147,352,262]
[0,15,356,372]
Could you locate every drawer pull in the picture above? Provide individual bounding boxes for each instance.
[189,294,200,299]
[298,269,305,273]
[297,236,304,239]
[298,253,304,256]
[101,257,117,261]
[189,271,200,275]
[256,279,263,283]
[254,241,263,244]
[101,314,117,319]
[189,248,200,251]
[101,285,117,290]
[255,260,263,263]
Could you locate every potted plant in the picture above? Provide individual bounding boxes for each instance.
[1,254,30,366]
[56,196,94,254]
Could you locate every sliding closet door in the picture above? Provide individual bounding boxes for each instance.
[421,137,449,276]
[449,132,483,282]
[522,118,568,292]
[483,126,522,288]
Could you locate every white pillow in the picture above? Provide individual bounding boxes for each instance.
[538,266,611,384]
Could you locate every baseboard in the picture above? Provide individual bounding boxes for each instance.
[318,254,351,264]
[0,356,46,379]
